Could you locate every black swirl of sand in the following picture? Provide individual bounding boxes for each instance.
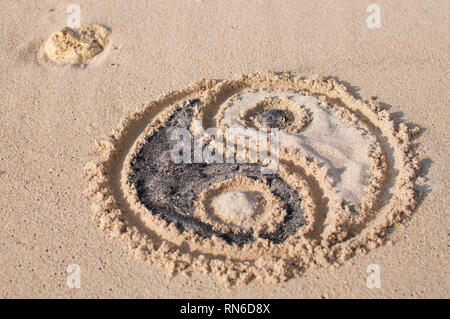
[129,102,306,246]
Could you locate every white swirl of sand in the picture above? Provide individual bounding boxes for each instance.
[211,89,377,207]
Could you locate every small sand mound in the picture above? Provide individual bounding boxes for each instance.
[44,24,110,63]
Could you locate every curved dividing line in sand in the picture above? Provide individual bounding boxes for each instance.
[84,72,421,285]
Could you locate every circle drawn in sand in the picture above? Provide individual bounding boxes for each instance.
[43,24,110,64]
[84,73,421,285]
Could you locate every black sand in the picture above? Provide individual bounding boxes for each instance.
[130,101,306,246]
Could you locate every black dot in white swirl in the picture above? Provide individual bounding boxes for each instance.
[256,109,291,128]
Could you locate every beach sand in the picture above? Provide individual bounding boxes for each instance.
[0,0,448,298]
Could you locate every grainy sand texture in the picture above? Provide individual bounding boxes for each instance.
[0,0,448,298]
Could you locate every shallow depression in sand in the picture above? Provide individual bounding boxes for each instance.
[42,24,111,65]
[84,72,421,285]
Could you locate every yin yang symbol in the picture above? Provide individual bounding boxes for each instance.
[85,72,421,285]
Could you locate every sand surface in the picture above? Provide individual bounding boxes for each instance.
[0,0,448,298]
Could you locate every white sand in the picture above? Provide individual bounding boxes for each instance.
[219,90,376,205]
